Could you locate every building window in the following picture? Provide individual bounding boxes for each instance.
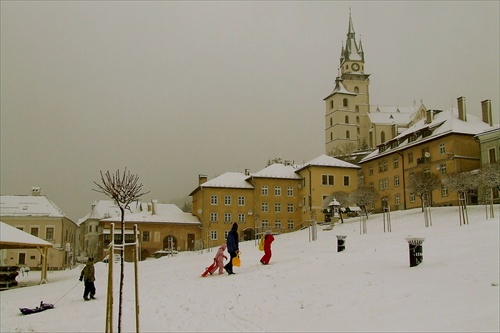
[238,196,245,206]
[410,194,416,203]
[330,100,334,109]
[346,131,350,139]
[345,115,349,124]
[439,142,446,154]
[354,86,359,93]
[287,203,294,213]
[287,186,293,196]
[393,157,399,168]
[330,118,333,127]
[355,106,359,113]
[440,163,447,175]
[408,152,413,163]
[379,178,389,190]
[143,231,150,242]
[395,194,400,205]
[369,164,374,176]
[262,220,269,229]
[224,195,231,205]
[275,220,282,230]
[424,168,430,174]
[441,185,449,197]
[378,160,388,172]
[46,227,54,240]
[356,116,360,123]
[275,203,281,213]
[210,213,218,222]
[262,202,269,212]
[287,220,294,230]
[381,131,386,143]
[330,132,333,141]
[357,127,360,135]
[489,148,497,163]
[261,185,268,196]
[210,195,218,205]
[343,176,350,186]
[343,98,348,107]
[211,230,218,240]
[31,227,39,237]
[238,213,245,223]
[224,213,232,223]
[322,175,334,185]
[394,175,400,186]
[274,186,281,196]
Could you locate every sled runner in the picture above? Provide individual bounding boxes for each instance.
[20,301,54,315]
[201,259,218,277]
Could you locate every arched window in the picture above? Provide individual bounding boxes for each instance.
[343,98,348,107]
[356,116,360,123]
[346,131,350,139]
[357,127,360,134]
[345,116,349,124]
[330,100,333,109]
[330,117,333,127]
[381,131,386,143]
[330,132,333,141]
[355,106,359,113]
[354,86,359,93]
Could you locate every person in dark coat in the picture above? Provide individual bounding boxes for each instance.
[80,257,96,301]
[260,230,275,265]
[224,222,239,275]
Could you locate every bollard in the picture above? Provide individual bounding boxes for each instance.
[336,235,347,252]
[405,237,425,267]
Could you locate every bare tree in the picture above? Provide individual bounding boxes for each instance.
[328,142,358,157]
[406,171,441,212]
[349,187,379,218]
[93,168,149,333]
[442,171,479,225]
[181,201,192,213]
[478,162,500,218]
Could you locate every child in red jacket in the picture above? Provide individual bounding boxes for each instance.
[260,230,275,265]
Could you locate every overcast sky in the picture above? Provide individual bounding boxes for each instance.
[1,1,499,221]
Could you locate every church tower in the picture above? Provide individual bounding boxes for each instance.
[324,12,371,155]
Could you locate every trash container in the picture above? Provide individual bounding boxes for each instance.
[405,237,425,267]
[336,235,347,252]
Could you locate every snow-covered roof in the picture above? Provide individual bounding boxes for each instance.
[296,154,361,171]
[78,200,123,224]
[361,108,499,163]
[324,79,357,100]
[368,105,417,125]
[0,221,53,249]
[250,163,302,179]
[199,172,254,189]
[101,203,200,225]
[0,195,66,218]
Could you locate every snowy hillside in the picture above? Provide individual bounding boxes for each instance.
[1,205,499,332]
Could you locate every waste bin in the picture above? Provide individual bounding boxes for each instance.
[336,235,347,252]
[405,237,425,267]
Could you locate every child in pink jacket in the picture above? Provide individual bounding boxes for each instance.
[214,243,228,274]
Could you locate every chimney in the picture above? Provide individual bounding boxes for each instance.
[481,99,493,126]
[426,109,433,124]
[198,174,207,185]
[457,96,467,121]
[244,169,250,176]
[32,187,41,196]
[151,200,158,215]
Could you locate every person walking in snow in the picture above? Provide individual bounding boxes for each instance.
[79,257,96,301]
[214,243,228,274]
[260,230,275,265]
[224,222,239,275]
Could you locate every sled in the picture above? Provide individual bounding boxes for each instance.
[20,301,54,315]
[201,259,218,277]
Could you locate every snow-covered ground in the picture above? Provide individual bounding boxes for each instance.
[1,205,499,332]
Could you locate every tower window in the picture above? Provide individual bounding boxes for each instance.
[345,116,349,124]
[330,100,334,109]
[330,117,333,127]
[381,131,386,143]
[354,86,359,93]
[355,106,359,113]
[356,116,360,123]
[346,131,350,139]
[343,98,348,107]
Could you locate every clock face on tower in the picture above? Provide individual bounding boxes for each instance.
[352,63,360,71]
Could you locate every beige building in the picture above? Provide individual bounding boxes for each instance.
[78,200,201,261]
[324,13,429,155]
[359,97,497,213]
[190,155,360,248]
[0,188,78,270]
